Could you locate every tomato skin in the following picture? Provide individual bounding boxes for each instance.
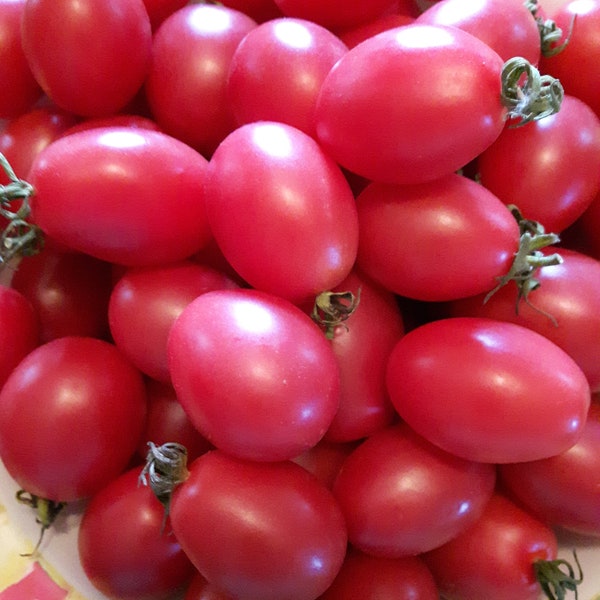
[141,0,189,29]
[386,317,591,463]
[226,18,348,139]
[204,121,359,303]
[499,400,600,537]
[170,450,348,600]
[0,336,147,501]
[168,288,340,462]
[319,549,439,600]
[337,13,415,49]
[0,285,39,388]
[109,260,238,383]
[423,494,558,600]
[78,467,195,600]
[145,4,257,157]
[478,95,600,233]
[355,174,520,301]
[314,24,506,184]
[184,572,235,600]
[447,248,600,393]
[28,127,212,266]
[21,0,152,117]
[332,423,496,557]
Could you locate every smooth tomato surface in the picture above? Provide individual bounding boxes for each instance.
[386,317,591,463]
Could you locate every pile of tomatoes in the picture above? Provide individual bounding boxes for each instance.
[1,0,600,598]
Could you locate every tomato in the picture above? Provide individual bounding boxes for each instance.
[145,4,257,157]
[0,0,42,118]
[184,572,235,600]
[319,549,439,600]
[141,0,189,29]
[416,0,541,63]
[28,127,212,266]
[21,0,152,117]
[337,13,415,49]
[499,399,600,537]
[0,336,146,501]
[219,0,283,23]
[478,95,600,232]
[355,174,520,301]
[204,121,359,304]
[167,288,340,462]
[226,18,348,138]
[0,284,39,388]
[332,423,496,557]
[59,114,160,138]
[447,248,600,393]
[314,24,507,184]
[169,450,347,600]
[11,247,113,343]
[423,494,560,600]
[78,467,194,600]
[109,260,238,383]
[386,317,591,463]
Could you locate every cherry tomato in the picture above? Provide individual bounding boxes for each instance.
[21,0,152,117]
[355,174,520,301]
[145,4,257,157]
[78,467,194,600]
[226,18,348,138]
[28,127,212,266]
[168,288,340,462]
[184,571,235,600]
[0,336,147,501]
[204,121,359,304]
[478,95,600,232]
[332,423,496,557]
[314,23,507,184]
[386,317,591,463]
[170,450,348,600]
[337,13,415,49]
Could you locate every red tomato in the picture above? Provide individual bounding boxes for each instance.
[355,174,520,301]
[145,4,257,157]
[11,247,113,343]
[423,494,560,600]
[386,317,591,463]
[219,0,283,23]
[78,467,194,600]
[28,127,212,266]
[59,114,160,138]
[478,95,600,232]
[314,24,507,184]
[226,18,348,138]
[337,13,415,49]
[332,423,496,557]
[204,121,359,303]
[167,288,340,461]
[416,0,541,63]
[0,336,147,501]
[319,549,439,600]
[141,0,189,29]
[170,450,348,600]
[0,0,42,118]
[184,572,235,600]
[21,0,152,117]
[500,400,600,538]
[109,260,238,382]
[0,284,39,388]
[447,248,600,393]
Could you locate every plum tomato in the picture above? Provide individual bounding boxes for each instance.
[386,317,591,463]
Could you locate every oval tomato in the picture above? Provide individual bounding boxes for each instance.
[386,317,591,463]
[168,288,340,461]
[28,127,212,266]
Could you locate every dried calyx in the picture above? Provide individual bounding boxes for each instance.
[524,0,576,58]
[534,550,584,600]
[311,288,361,339]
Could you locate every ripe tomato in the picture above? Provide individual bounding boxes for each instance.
[184,571,235,600]
[145,4,257,157]
[141,0,189,29]
[21,0,152,117]
[332,423,496,557]
[28,127,212,266]
[169,450,348,600]
[78,467,195,600]
[337,13,415,49]
[314,23,507,184]
[226,18,348,138]
[204,121,359,303]
[167,288,340,461]
[355,174,520,301]
[386,317,591,463]
[0,336,146,501]
[423,494,561,600]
